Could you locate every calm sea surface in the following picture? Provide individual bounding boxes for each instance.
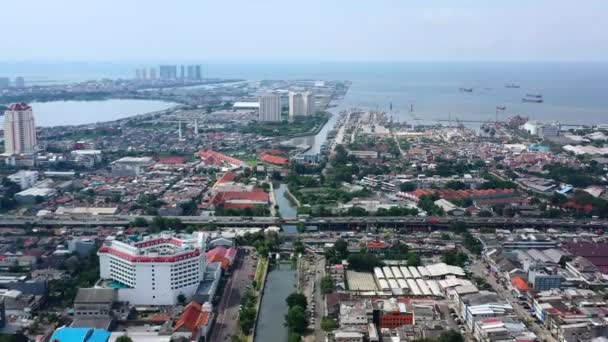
[30,99,177,127]
[1,62,608,125]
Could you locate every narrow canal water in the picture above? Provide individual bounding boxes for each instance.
[274,183,298,218]
[254,262,297,342]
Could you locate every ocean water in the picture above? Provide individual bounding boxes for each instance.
[30,99,177,127]
[1,61,608,125]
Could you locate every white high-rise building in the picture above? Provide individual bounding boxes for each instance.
[149,67,157,80]
[289,91,315,119]
[3,103,37,155]
[98,232,207,305]
[289,92,305,119]
[304,91,315,116]
[259,94,282,122]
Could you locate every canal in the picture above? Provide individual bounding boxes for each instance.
[254,262,297,342]
[274,183,298,218]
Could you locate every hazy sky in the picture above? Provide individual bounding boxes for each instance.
[2,0,608,62]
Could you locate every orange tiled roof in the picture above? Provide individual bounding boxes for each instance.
[511,276,529,291]
[259,152,289,165]
[174,301,211,339]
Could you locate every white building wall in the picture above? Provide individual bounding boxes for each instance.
[304,92,315,116]
[98,237,206,305]
[7,171,39,190]
[289,92,306,118]
[3,105,37,155]
[259,94,281,122]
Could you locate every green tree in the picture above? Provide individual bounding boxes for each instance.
[334,238,348,257]
[296,223,306,234]
[441,250,469,267]
[177,293,187,305]
[285,305,308,334]
[288,332,302,342]
[115,336,134,342]
[151,216,167,232]
[321,317,338,332]
[445,181,466,190]
[463,232,483,255]
[407,252,421,267]
[438,330,465,342]
[130,217,148,227]
[346,253,383,272]
[477,210,493,217]
[166,218,184,231]
[286,292,308,310]
[293,239,306,255]
[320,276,334,294]
[449,222,467,234]
[399,182,416,192]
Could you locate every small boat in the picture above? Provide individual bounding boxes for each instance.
[460,87,473,93]
[526,93,543,98]
[496,106,507,110]
[522,98,543,103]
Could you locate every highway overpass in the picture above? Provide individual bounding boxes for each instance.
[0,215,605,231]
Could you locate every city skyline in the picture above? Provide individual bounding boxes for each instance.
[2,0,608,62]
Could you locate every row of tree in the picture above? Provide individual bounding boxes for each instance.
[285,292,308,342]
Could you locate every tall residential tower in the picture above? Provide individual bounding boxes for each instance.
[259,94,282,122]
[289,91,315,119]
[3,103,37,155]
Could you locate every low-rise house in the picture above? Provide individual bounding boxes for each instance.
[173,301,213,341]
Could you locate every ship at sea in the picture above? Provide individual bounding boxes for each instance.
[505,83,520,88]
[522,97,543,103]
[459,87,473,93]
[522,93,543,103]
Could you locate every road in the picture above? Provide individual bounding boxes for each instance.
[209,248,256,342]
[1,214,606,230]
[312,255,326,342]
[469,259,556,342]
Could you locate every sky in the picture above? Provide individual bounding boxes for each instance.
[2,0,608,62]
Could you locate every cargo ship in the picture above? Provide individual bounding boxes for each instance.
[522,93,543,103]
[505,83,520,88]
[459,87,473,93]
[522,97,543,103]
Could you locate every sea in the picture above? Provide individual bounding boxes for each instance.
[1,61,608,126]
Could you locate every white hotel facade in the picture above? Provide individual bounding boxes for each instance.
[98,232,207,305]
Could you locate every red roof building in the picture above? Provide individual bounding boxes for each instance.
[198,150,245,168]
[367,240,390,250]
[205,189,269,210]
[174,301,212,341]
[259,152,289,166]
[511,276,529,292]
[565,242,608,273]
[211,172,236,188]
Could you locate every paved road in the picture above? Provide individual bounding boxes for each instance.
[312,255,326,342]
[1,214,606,230]
[469,259,556,342]
[210,248,256,342]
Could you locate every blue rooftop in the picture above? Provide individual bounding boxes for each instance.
[528,144,551,152]
[50,327,110,342]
